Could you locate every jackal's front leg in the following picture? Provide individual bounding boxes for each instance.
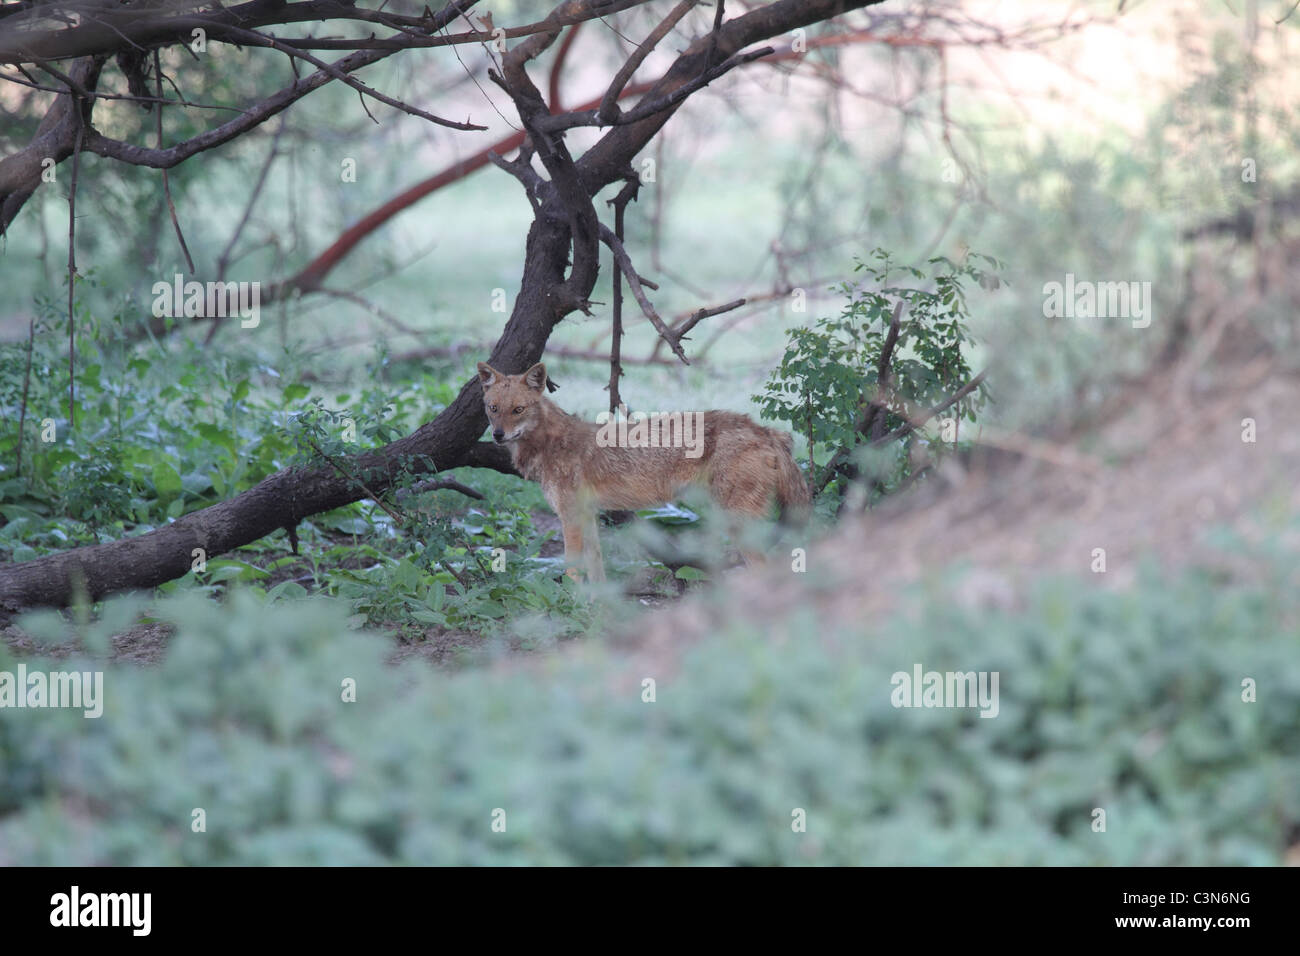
[558,506,604,583]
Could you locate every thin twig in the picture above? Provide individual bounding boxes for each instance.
[539,46,773,132]
[816,368,988,495]
[314,287,425,337]
[461,538,493,576]
[216,114,286,281]
[402,477,486,500]
[869,369,988,448]
[66,116,83,430]
[706,0,727,67]
[804,389,814,483]
[0,68,247,112]
[155,51,195,275]
[548,19,583,110]
[214,23,489,131]
[304,437,406,526]
[597,0,697,123]
[16,319,34,478]
[439,558,471,590]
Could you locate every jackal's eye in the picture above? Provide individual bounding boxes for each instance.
[512,406,524,414]
[489,404,498,412]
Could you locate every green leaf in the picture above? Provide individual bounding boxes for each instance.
[638,503,700,525]
[195,422,238,454]
[266,580,309,602]
[318,512,371,535]
[151,461,183,503]
[205,559,269,582]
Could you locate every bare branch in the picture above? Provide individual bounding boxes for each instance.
[0,66,246,111]
[66,115,84,429]
[816,368,990,495]
[212,23,487,131]
[598,222,687,364]
[862,300,904,440]
[548,19,583,110]
[155,50,195,275]
[486,141,546,211]
[541,45,773,132]
[605,176,640,409]
[0,0,481,65]
[597,0,697,124]
[395,477,487,501]
[671,297,746,342]
[871,369,988,448]
[215,116,287,282]
[706,0,727,66]
[492,7,603,317]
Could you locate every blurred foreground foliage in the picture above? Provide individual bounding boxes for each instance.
[2,553,1295,865]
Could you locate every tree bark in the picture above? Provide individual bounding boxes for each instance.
[0,57,103,235]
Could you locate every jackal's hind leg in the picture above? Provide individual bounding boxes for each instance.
[581,511,605,582]
[711,456,775,569]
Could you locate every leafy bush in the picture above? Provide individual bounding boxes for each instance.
[325,503,594,640]
[2,555,1295,865]
[0,308,570,637]
[756,249,999,499]
[0,297,461,560]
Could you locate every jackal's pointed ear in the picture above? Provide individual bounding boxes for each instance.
[476,362,499,388]
[523,362,547,392]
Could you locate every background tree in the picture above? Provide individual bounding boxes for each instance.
[1,0,900,610]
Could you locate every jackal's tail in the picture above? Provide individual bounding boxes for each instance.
[770,430,812,525]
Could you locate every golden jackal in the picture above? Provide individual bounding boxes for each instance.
[478,361,810,582]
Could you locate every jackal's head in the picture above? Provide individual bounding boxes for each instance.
[477,361,547,444]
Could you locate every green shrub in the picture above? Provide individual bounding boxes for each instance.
[756,249,998,500]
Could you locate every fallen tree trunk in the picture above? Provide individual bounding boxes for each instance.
[0,204,570,614]
[0,394,515,615]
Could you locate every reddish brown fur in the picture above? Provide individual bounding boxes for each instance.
[478,361,809,581]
